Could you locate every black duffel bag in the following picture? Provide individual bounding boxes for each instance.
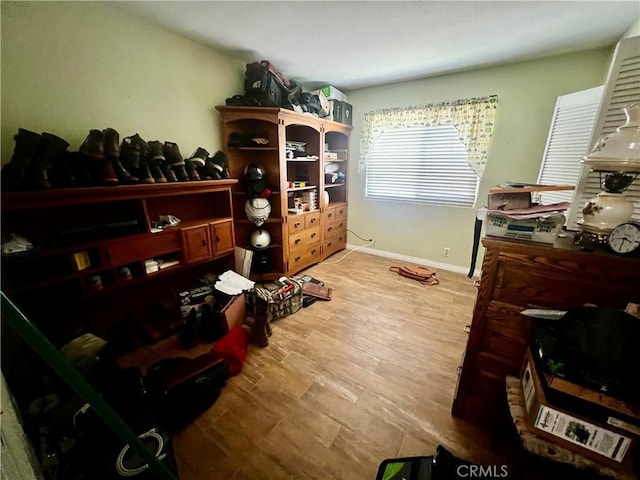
[244,60,300,109]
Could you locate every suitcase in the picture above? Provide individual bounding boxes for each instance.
[146,353,228,433]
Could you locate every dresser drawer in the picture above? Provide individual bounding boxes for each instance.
[288,243,321,272]
[288,214,306,234]
[480,301,532,363]
[305,212,320,229]
[323,231,347,257]
[323,205,347,224]
[324,219,346,238]
[288,226,321,253]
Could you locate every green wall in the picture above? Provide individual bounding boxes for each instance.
[1,1,245,164]
[347,48,611,272]
[0,1,617,273]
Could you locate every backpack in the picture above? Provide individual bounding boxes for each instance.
[389,264,439,285]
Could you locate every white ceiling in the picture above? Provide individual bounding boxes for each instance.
[111,1,639,90]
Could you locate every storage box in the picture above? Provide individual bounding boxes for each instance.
[318,85,348,102]
[485,213,564,243]
[520,348,637,467]
[332,100,353,126]
[487,191,531,211]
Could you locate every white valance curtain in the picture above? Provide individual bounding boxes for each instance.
[359,95,498,177]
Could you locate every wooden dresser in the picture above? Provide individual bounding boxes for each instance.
[452,235,640,430]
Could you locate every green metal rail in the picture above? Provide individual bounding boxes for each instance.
[1,291,178,480]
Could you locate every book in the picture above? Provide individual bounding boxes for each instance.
[302,282,332,300]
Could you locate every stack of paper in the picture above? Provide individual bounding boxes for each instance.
[214,270,255,295]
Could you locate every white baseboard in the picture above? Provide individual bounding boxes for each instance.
[345,243,481,278]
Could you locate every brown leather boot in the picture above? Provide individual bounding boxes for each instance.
[163,142,189,181]
[104,128,137,184]
[250,297,270,347]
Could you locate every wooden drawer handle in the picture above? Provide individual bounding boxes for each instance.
[339,209,344,215]
[202,239,208,246]
[327,242,333,247]
[311,233,316,239]
[295,256,301,262]
[327,226,333,232]
[311,249,317,255]
[310,218,317,223]
[294,222,301,228]
[295,239,301,245]
[328,213,333,218]
[464,324,471,334]
[216,236,221,243]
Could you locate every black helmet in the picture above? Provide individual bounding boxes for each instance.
[243,164,268,197]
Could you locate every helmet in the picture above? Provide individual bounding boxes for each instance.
[250,228,271,250]
[245,198,271,226]
[243,164,268,197]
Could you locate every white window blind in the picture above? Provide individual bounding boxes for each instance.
[365,125,479,207]
[537,86,604,206]
[567,36,640,229]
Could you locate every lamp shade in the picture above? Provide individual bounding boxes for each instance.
[583,103,640,173]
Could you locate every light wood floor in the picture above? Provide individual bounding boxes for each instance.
[120,250,578,480]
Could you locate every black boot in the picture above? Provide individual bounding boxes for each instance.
[80,130,118,185]
[28,132,70,189]
[200,158,223,180]
[121,136,153,184]
[198,303,222,342]
[186,147,208,180]
[179,308,198,349]
[67,151,94,186]
[210,150,231,179]
[104,128,137,184]
[1,128,43,190]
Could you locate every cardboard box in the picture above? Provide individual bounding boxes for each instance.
[220,292,246,330]
[319,85,348,102]
[520,348,637,467]
[487,191,531,211]
[485,213,564,243]
[332,100,353,126]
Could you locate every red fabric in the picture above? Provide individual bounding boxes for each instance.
[211,326,248,376]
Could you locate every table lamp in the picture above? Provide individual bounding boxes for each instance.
[575,103,640,246]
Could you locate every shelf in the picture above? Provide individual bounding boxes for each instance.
[1,179,238,210]
[287,186,317,192]
[286,158,318,162]
[231,146,278,151]
[324,183,346,189]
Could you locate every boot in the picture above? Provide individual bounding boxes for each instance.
[198,303,222,342]
[121,136,153,184]
[187,147,208,180]
[28,132,70,190]
[179,308,198,349]
[146,140,168,183]
[163,142,189,181]
[250,298,270,347]
[200,157,223,180]
[1,128,43,190]
[185,160,201,181]
[51,146,77,188]
[104,128,137,183]
[67,151,94,186]
[80,130,118,185]
[210,150,231,179]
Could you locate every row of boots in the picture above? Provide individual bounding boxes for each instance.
[1,127,231,191]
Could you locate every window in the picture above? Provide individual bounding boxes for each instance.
[360,95,497,208]
[365,124,479,206]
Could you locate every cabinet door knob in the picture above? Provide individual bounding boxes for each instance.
[295,239,301,244]
[202,239,208,246]
[328,213,333,218]
[311,233,316,238]
[216,236,221,243]
[328,226,333,232]
[310,218,316,223]
[295,256,301,262]
[294,222,301,228]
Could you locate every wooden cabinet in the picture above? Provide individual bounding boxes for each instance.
[216,106,351,279]
[1,180,237,345]
[452,236,640,430]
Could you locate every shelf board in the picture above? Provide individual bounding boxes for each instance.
[232,147,278,151]
[287,186,317,192]
[1,179,239,210]
[324,183,346,189]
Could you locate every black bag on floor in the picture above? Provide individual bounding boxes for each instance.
[145,353,229,434]
[244,60,300,109]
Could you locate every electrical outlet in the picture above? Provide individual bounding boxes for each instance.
[443,247,450,257]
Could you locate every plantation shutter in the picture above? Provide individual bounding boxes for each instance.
[536,86,604,206]
[567,36,640,229]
